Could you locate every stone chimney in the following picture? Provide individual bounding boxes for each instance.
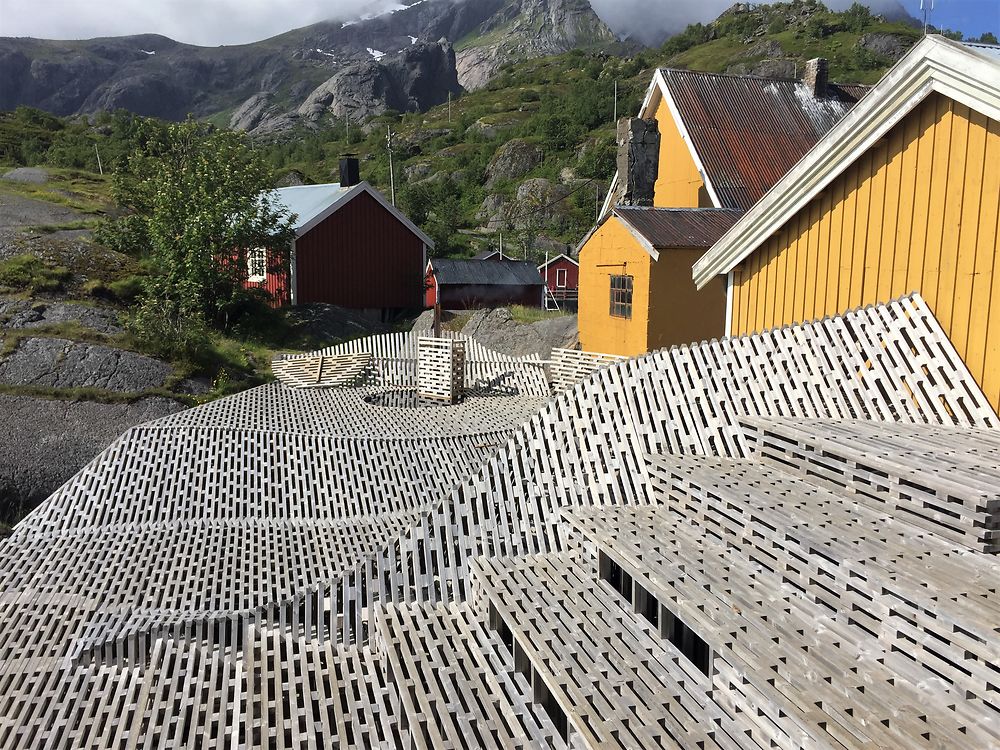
[616,117,660,207]
[803,58,828,98]
[339,155,360,187]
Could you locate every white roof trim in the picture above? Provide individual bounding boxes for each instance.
[692,35,1000,289]
[296,181,435,248]
[577,211,660,262]
[537,253,579,270]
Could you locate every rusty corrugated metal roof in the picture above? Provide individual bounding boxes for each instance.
[614,207,743,249]
[660,69,867,210]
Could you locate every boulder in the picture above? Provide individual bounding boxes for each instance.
[858,33,912,62]
[0,299,122,335]
[485,138,544,188]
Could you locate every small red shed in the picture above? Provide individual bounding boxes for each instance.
[537,253,579,310]
[246,177,433,317]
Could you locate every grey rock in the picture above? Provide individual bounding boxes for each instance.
[229,92,276,131]
[0,338,173,392]
[460,307,578,359]
[858,33,911,62]
[0,394,184,523]
[512,178,572,230]
[1,168,48,185]
[405,162,434,181]
[275,170,306,188]
[0,298,123,335]
[298,41,460,125]
[485,138,544,189]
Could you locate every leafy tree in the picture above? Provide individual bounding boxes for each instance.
[99,119,295,356]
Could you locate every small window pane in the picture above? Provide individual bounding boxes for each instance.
[609,274,633,319]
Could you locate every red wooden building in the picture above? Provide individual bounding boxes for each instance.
[247,172,433,317]
[537,253,579,310]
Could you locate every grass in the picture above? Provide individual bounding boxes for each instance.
[0,254,71,295]
[0,382,194,406]
[510,304,571,324]
[0,321,118,358]
[0,167,113,214]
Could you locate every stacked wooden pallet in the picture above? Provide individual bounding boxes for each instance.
[272,352,372,389]
[548,348,626,392]
[562,479,1000,749]
[740,415,1000,552]
[416,337,466,404]
[375,602,565,749]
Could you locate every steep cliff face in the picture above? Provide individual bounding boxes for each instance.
[456,0,619,90]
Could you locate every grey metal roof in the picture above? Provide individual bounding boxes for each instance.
[431,258,544,287]
[268,183,349,232]
[614,207,743,249]
[659,68,866,210]
[965,41,1000,59]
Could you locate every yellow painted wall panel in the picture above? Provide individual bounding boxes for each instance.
[731,92,1000,413]
[578,219,652,356]
[652,97,710,208]
[647,248,727,349]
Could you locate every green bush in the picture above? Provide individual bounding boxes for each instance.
[0,254,71,294]
[125,298,213,364]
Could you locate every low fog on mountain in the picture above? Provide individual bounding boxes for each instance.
[1,0,916,47]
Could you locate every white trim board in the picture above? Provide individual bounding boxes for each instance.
[692,35,1000,289]
[537,253,580,270]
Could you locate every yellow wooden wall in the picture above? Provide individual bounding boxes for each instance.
[648,247,727,350]
[731,92,1000,410]
[652,97,710,209]
[578,219,652,356]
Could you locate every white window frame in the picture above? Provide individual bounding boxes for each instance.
[247,247,267,284]
[555,268,568,288]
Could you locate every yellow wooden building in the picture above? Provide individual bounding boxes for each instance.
[694,36,1000,412]
[579,64,865,355]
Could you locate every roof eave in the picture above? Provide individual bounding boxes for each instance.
[692,35,1000,289]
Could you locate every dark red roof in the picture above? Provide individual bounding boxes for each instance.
[614,207,743,249]
[660,69,867,210]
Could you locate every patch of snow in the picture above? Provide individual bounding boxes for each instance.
[139,49,155,55]
[314,48,337,58]
[367,48,386,61]
[408,35,419,44]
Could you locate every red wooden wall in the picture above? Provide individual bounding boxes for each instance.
[539,257,579,292]
[248,190,425,310]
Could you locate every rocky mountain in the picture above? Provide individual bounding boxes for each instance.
[0,0,620,135]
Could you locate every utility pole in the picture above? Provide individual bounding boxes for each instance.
[595,183,600,222]
[345,115,350,143]
[387,125,396,206]
[920,0,934,34]
[448,92,452,123]
[94,143,103,176]
[613,80,618,124]
[499,228,503,260]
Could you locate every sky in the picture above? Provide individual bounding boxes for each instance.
[0,0,996,47]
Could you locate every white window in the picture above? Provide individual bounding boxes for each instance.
[247,248,267,283]
[556,268,568,288]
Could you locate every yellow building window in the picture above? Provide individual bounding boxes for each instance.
[610,274,633,319]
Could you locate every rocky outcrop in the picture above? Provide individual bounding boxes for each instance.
[297,41,461,125]
[0,394,183,524]
[412,306,578,359]
[484,138,544,188]
[0,299,122,334]
[0,337,175,391]
[456,0,618,90]
[858,32,912,62]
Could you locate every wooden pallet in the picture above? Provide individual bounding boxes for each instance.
[548,348,626,392]
[741,415,1000,553]
[272,352,372,389]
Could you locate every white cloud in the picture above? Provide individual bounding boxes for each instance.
[0,0,406,46]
